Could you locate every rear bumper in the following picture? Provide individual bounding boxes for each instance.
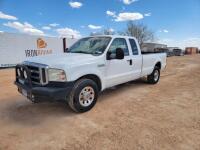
[15,81,74,102]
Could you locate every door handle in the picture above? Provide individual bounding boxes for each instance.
[127,59,133,65]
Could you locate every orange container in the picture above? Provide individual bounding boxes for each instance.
[185,47,198,55]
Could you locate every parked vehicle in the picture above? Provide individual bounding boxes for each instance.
[173,49,184,56]
[15,35,167,112]
[166,50,174,57]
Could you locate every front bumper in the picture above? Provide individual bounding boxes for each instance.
[14,64,74,102]
[15,81,74,102]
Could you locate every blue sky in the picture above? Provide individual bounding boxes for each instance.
[0,0,200,48]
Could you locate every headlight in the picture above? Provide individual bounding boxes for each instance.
[48,69,67,82]
[23,70,27,79]
[17,68,21,76]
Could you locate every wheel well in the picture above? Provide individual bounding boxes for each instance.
[77,74,102,91]
[155,62,161,69]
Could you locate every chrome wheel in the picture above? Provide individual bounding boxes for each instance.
[154,70,159,81]
[79,86,95,107]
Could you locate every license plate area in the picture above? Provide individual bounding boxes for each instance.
[22,89,27,97]
[18,88,31,99]
[19,79,25,85]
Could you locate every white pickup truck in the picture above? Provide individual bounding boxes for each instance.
[15,35,166,112]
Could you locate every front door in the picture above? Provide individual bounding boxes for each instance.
[105,38,134,88]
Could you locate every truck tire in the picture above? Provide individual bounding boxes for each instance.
[147,67,160,84]
[68,79,98,113]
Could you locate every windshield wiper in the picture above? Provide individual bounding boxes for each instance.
[92,51,103,55]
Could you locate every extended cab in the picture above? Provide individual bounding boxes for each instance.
[15,35,166,112]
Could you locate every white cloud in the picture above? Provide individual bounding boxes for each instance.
[88,24,102,29]
[158,37,200,49]
[163,29,169,33]
[159,29,169,33]
[108,28,115,32]
[144,13,151,17]
[0,31,4,33]
[42,26,51,30]
[114,12,143,22]
[122,0,138,5]
[107,10,147,22]
[69,1,83,8]
[49,23,59,27]
[3,21,44,35]
[0,11,18,20]
[56,27,81,38]
[106,10,116,17]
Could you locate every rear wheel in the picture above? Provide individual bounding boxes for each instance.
[68,79,98,113]
[147,67,160,84]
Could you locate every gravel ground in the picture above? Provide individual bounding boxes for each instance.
[0,55,200,150]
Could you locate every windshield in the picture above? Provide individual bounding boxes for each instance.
[68,37,111,55]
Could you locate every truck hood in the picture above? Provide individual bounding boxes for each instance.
[25,53,99,68]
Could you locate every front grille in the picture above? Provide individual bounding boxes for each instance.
[24,62,48,85]
[27,65,41,84]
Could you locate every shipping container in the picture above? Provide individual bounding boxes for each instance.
[185,47,198,55]
[0,32,77,68]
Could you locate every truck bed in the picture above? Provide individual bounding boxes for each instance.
[141,52,167,76]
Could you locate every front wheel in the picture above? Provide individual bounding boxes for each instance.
[68,79,98,113]
[147,67,160,84]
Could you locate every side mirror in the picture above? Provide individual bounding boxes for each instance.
[106,51,112,60]
[65,48,69,53]
[116,48,124,59]
[106,48,125,60]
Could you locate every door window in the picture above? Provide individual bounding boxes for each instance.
[129,39,139,55]
[108,38,129,56]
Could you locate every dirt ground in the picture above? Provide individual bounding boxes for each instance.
[0,55,200,150]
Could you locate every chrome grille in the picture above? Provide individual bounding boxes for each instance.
[27,65,40,84]
[24,62,48,85]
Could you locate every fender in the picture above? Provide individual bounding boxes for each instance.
[65,63,106,90]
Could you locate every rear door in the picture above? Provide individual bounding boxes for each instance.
[128,38,142,79]
[105,38,134,88]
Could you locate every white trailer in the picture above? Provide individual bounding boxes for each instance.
[0,32,77,68]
